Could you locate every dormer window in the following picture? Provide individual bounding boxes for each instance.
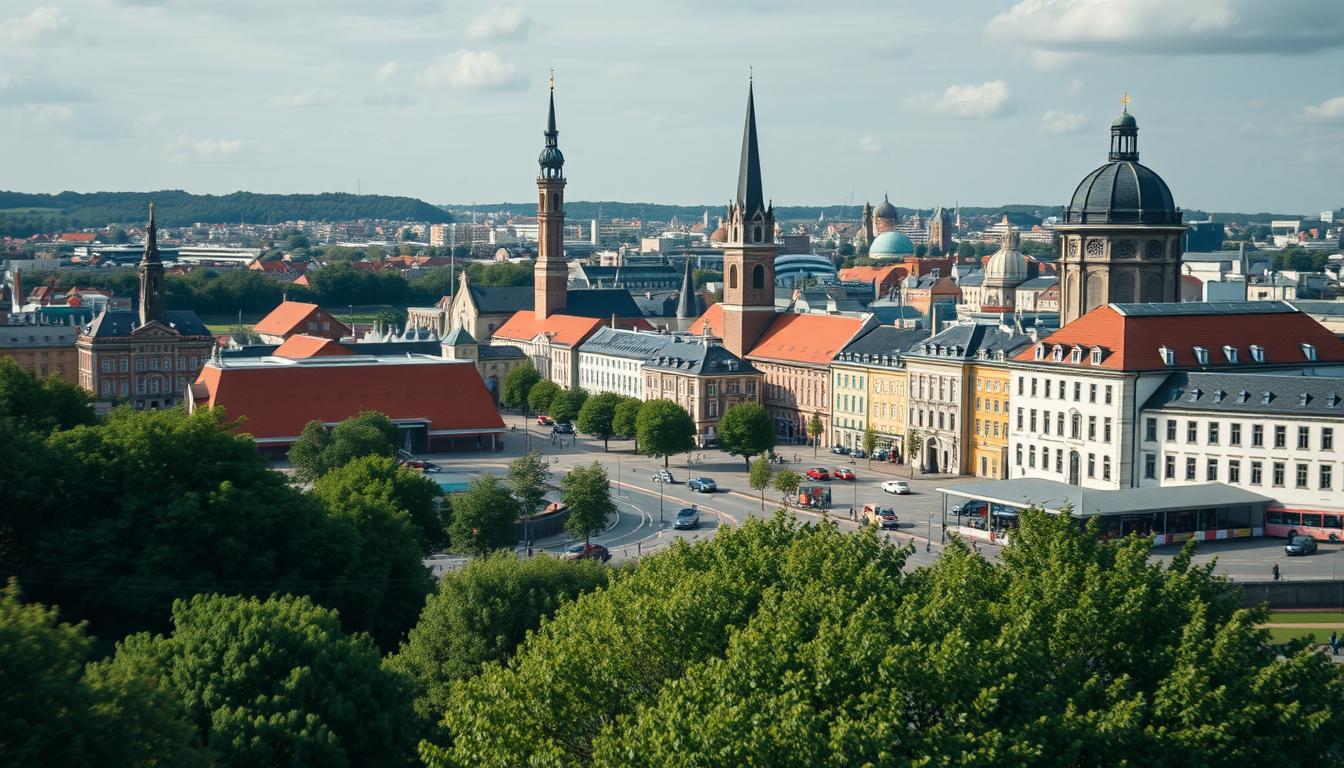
[1250,344,1265,363]
[1158,346,1175,366]
[1329,393,1341,407]
[1222,345,1238,364]
[1261,391,1273,404]
[1033,343,1045,360]
[1188,388,1202,402]
[1213,390,1226,403]
[1237,389,1250,403]
[1068,347,1081,363]
[1193,346,1209,366]
[923,344,932,355]
[1089,347,1104,365]
[1299,393,1312,406]
[1302,343,1318,362]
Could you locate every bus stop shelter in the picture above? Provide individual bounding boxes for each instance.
[936,479,1271,546]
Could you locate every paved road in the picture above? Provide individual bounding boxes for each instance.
[414,412,1341,582]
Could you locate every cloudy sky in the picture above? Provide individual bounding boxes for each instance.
[2,0,1342,213]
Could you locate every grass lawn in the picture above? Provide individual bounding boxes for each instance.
[1266,610,1344,624]
[1264,626,1330,645]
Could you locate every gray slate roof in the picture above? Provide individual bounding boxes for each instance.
[1110,300,1294,317]
[1016,276,1058,290]
[467,284,646,320]
[443,326,476,345]
[957,270,985,288]
[1142,371,1344,417]
[645,338,759,376]
[85,309,212,338]
[834,326,929,367]
[578,327,674,359]
[904,322,1033,362]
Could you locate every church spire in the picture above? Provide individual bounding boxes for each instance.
[138,201,165,326]
[736,80,764,217]
[538,71,564,178]
[142,201,160,264]
[676,254,698,319]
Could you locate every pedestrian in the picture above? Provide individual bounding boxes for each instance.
[1331,630,1339,656]
[1272,562,1281,581]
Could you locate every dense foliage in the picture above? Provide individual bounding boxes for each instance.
[448,476,517,557]
[288,410,401,483]
[548,387,588,425]
[501,364,541,411]
[716,401,775,467]
[312,455,447,554]
[576,391,620,449]
[635,398,696,467]
[561,462,615,545]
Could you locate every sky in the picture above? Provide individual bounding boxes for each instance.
[2,0,1343,214]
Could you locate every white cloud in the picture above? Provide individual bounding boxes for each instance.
[271,90,336,107]
[416,50,525,90]
[857,133,882,154]
[1040,109,1087,134]
[1304,96,1344,123]
[464,6,530,42]
[375,60,400,82]
[905,81,1011,119]
[5,6,68,44]
[988,0,1344,59]
[168,136,244,161]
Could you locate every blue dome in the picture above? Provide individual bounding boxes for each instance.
[869,230,914,257]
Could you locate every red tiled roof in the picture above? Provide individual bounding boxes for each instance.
[838,265,908,285]
[194,359,504,442]
[273,335,351,359]
[1015,304,1344,371]
[492,311,605,347]
[58,233,97,243]
[255,301,320,336]
[689,304,864,366]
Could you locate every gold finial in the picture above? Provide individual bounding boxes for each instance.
[548,69,554,90]
[1120,91,1130,112]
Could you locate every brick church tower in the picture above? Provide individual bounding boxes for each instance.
[720,81,776,358]
[534,75,568,320]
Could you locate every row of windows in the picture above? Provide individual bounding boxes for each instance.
[98,376,187,397]
[910,375,959,403]
[99,355,200,374]
[911,408,956,432]
[835,394,865,414]
[974,378,1005,393]
[1145,453,1336,491]
[974,419,1003,438]
[975,396,1004,414]
[837,373,865,390]
[1018,376,1113,405]
[1147,418,1335,452]
[1016,408,1113,443]
[1016,445,1112,481]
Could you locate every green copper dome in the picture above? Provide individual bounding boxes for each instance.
[1111,111,1137,128]
[539,146,565,170]
[870,230,915,257]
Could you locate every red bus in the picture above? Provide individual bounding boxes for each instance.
[1264,508,1344,541]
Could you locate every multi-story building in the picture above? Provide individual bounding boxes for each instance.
[0,321,78,384]
[904,321,1032,474]
[968,359,1013,479]
[252,301,350,345]
[643,337,761,446]
[829,325,926,452]
[440,327,528,405]
[77,204,213,408]
[1007,301,1344,490]
[576,327,669,398]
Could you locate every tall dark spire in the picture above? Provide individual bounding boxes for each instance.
[538,72,564,177]
[138,202,165,325]
[736,80,764,217]
[142,201,160,264]
[675,254,698,319]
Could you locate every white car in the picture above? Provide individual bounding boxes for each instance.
[882,480,911,495]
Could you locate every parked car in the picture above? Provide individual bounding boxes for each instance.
[831,445,850,455]
[674,506,700,530]
[863,504,899,530]
[401,459,441,473]
[881,480,910,495]
[1285,535,1318,556]
[688,477,717,493]
[833,467,855,481]
[652,469,675,484]
[805,467,831,481]
[563,542,611,562]
[851,448,867,459]
[536,414,554,426]
[552,421,574,435]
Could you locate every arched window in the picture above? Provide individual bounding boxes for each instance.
[752,264,765,289]
[728,265,738,290]
[753,225,762,242]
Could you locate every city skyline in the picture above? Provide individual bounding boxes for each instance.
[2,1,1342,213]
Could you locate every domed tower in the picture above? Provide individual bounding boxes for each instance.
[535,73,567,320]
[872,194,899,234]
[720,79,776,358]
[982,228,1028,312]
[1056,97,1184,325]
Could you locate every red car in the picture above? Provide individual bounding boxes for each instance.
[833,467,855,481]
[537,415,554,426]
[805,467,830,481]
[563,543,611,562]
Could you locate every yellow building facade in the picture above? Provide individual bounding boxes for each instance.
[867,366,908,454]
[969,362,1012,479]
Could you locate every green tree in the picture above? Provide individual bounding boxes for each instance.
[548,387,588,424]
[577,391,621,450]
[105,593,419,768]
[527,379,561,415]
[501,364,541,412]
[448,475,517,557]
[313,454,447,554]
[805,412,823,457]
[288,410,401,483]
[772,469,801,506]
[612,396,642,447]
[748,455,774,510]
[385,554,607,726]
[905,428,922,470]
[717,402,775,468]
[0,357,97,435]
[636,398,696,468]
[0,580,206,768]
[861,426,878,467]
[562,462,615,546]
[507,450,549,546]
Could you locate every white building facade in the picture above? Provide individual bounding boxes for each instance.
[574,327,668,399]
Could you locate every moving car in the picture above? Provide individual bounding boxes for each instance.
[805,467,831,481]
[552,422,574,435]
[674,506,700,530]
[688,477,717,493]
[833,467,855,481]
[537,415,554,426]
[651,469,675,484]
[863,504,899,530]
[563,542,611,562]
[1285,535,1318,556]
[881,480,910,495]
[400,459,441,474]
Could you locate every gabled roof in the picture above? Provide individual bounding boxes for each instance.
[254,301,323,337]
[84,310,212,339]
[1015,301,1344,371]
[690,305,867,367]
[838,264,907,285]
[645,338,758,376]
[273,335,351,359]
[492,312,604,348]
[443,327,477,346]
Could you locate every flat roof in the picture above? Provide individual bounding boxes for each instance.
[936,478,1273,517]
